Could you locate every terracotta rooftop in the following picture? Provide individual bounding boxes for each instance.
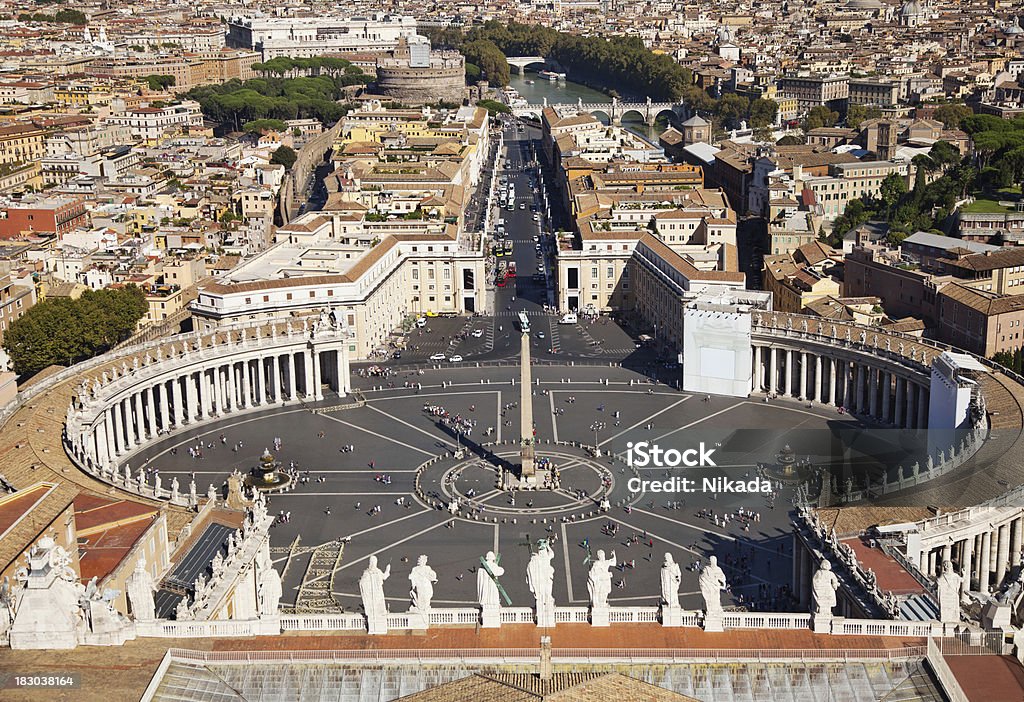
[74,493,158,583]
[843,537,927,595]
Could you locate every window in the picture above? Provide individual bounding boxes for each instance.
[286,293,292,300]
[607,266,614,277]
[309,291,315,298]
[591,267,598,278]
[263,295,269,302]
[412,269,419,280]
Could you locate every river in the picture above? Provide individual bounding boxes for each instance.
[506,72,669,143]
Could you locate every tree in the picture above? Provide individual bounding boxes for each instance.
[461,39,510,87]
[803,105,839,131]
[933,103,973,130]
[777,134,806,146]
[846,104,880,130]
[716,93,749,130]
[144,74,176,91]
[270,145,298,170]
[879,172,908,214]
[478,99,511,116]
[243,118,288,134]
[748,98,778,129]
[3,286,148,376]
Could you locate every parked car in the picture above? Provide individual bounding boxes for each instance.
[471,329,484,338]
[448,354,464,363]
[429,353,447,361]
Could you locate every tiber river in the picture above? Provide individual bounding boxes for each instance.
[506,72,669,143]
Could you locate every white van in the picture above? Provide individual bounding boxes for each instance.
[559,313,578,324]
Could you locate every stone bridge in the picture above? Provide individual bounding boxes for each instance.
[505,56,548,74]
[511,96,686,126]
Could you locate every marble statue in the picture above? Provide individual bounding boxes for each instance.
[477,551,504,608]
[207,483,217,504]
[812,560,839,615]
[211,552,223,576]
[937,559,962,624]
[526,542,555,609]
[171,477,179,501]
[698,556,727,614]
[661,553,681,609]
[257,560,283,617]
[359,556,390,618]
[125,557,156,622]
[586,549,616,609]
[409,555,437,613]
[189,480,197,506]
[175,596,191,621]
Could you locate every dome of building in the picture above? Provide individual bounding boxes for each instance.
[900,0,922,16]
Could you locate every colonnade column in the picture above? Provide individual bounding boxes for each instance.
[312,350,323,401]
[870,368,880,418]
[132,392,144,444]
[767,348,776,395]
[894,376,906,427]
[211,366,223,415]
[256,357,267,405]
[997,523,1010,586]
[105,408,118,458]
[785,349,793,396]
[979,529,992,593]
[961,536,974,591]
[145,387,157,438]
[799,352,808,399]
[814,355,822,402]
[171,377,183,426]
[184,372,197,423]
[287,353,297,401]
[304,351,315,400]
[158,382,169,433]
[225,362,235,412]
[1012,517,1023,569]
[241,360,251,409]
[917,389,928,430]
[829,358,838,405]
[881,372,892,424]
[909,384,917,429]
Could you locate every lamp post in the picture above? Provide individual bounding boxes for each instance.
[590,421,606,458]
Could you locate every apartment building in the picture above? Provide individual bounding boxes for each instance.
[0,197,88,240]
[0,273,36,344]
[0,123,45,167]
[778,74,849,112]
[105,102,204,143]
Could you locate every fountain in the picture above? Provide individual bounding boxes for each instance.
[244,448,293,492]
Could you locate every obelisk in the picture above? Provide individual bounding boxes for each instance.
[518,312,535,480]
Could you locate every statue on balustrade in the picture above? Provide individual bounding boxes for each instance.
[587,549,616,609]
[359,555,390,618]
[937,559,962,624]
[661,553,681,609]
[527,541,555,609]
[698,555,727,614]
[257,554,283,617]
[126,556,156,622]
[409,555,437,613]
[812,560,839,615]
[477,551,504,608]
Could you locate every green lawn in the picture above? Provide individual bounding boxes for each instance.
[962,198,1013,214]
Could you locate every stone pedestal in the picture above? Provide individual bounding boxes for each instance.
[811,612,832,634]
[409,611,429,630]
[480,606,502,629]
[702,610,724,632]
[982,601,1012,630]
[254,615,282,635]
[366,613,388,635]
[661,605,685,627]
[590,605,609,627]
[536,602,555,628]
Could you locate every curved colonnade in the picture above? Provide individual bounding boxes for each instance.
[61,320,351,504]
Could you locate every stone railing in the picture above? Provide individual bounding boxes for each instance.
[926,637,971,702]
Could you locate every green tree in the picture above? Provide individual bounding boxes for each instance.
[478,99,511,116]
[803,106,839,131]
[270,145,298,170]
[879,172,909,214]
[144,74,176,91]
[716,93,749,130]
[243,118,288,134]
[932,103,973,130]
[747,98,778,129]
[3,286,148,376]
[462,39,510,87]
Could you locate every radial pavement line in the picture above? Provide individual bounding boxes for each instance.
[318,413,434,456]
[548,391,559,442]
[365,401,495,445]
[599,396,691,446]
[630,507,791,559]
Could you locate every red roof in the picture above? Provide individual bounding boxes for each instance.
[74,493,158,583]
